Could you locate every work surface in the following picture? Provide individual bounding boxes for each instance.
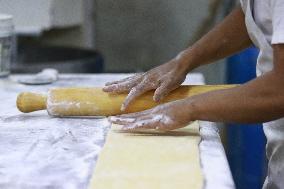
[0,74,235,189]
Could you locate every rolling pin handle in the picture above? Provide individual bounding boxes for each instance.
[17,92,47,113]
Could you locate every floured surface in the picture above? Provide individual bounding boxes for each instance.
[89,121,203,189]
[0,75,117,189]
[0,74,234,189]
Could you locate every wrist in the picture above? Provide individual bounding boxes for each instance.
[185,97,200,121]
[175,49,200,73]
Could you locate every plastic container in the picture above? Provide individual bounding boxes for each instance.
[0,14,14,77]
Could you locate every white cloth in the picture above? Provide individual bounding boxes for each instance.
[240,0,284,189]
[254,0,284,45]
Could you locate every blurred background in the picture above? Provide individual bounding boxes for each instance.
[0,0,267,188]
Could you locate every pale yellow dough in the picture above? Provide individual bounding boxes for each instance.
[89,121,203,189]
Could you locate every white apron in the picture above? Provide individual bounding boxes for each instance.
[240,0,284,188]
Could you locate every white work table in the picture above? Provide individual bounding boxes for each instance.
[0,74,235,189]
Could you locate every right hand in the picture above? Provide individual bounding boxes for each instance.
[103,54,190,111]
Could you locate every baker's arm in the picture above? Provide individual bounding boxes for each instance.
[104,7,252,110]
[178,6,252,72]
[189,44,284,123]
[109,45,284,130]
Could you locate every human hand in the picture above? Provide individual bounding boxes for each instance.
[108,99,194,131]
[103,53,190,111]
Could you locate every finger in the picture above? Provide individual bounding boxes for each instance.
[105,80,124,86]
[129,114,176,131]
[121,82,152,111]
[121,114,164,130]
[108,116,136,125]
[122,119,158,131]
[153,82,172,102]
[103,81,134,93]
[105,74,141,86]
[155,126,172,131]
[103,74,144,93]
[118,109,152,118]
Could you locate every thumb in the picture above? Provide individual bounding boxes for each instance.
[153,82,171,102]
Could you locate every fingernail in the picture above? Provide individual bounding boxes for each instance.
[108,116,119,123]
[108,116,116,122]
[121,105,126,111]
[154,96,161,102]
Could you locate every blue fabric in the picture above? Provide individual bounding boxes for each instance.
[226,47,267,189]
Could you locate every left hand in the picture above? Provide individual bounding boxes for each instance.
[108,99,194,131]
[103,53,190,111]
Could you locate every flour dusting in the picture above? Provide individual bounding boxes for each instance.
[0,75,115,189]
[46,90,99,116]
[1,74,223,189]
[153,114,174,125]
[120,114,174,130]
[109,116,135,123]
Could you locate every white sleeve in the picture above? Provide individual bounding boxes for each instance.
[271,0,284,44]
[239,0,245,12]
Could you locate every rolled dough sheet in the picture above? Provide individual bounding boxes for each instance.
[88,121,203,189]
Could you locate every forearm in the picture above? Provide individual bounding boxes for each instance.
[177,7,252,72]
[188,71,284,123]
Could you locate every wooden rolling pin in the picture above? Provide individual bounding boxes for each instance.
[17,85,236,117]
